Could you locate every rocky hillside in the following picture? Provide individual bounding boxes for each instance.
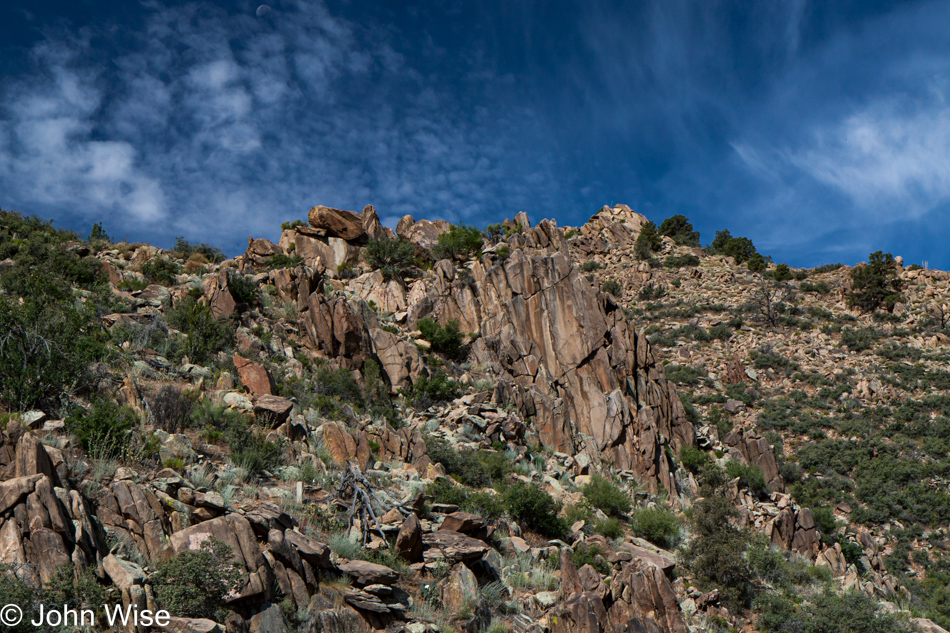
[0,204,946,633]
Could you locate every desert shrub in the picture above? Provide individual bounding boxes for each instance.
[664,364,705,385]
[426,435,490,487]
[400,370,460,409]
[634,221,662,259]
[280,219,306,230]
[658,214,700,246]
[171,237,225,263]
[0,275,104,412]
[631,507,681,549]
[141,257,181,286]
[593,517,624,539]
[165,293,235,364]
[152,538,242,620]
[265,253,304,269]
[417,318,466,360]
[362,359,397,424]
[315,366,362,401]
[756,587,914,633]
[840,326,879,352]
[502,481,566,538]
[773,263,793,281]
[581,260,601,272]
[432,225,483,260]
[364,235,417,280]
[582,474,632,517]
[67,399,137,459]
[800,280,831,294]
[227,274,259,306]
[683,495,752,613]
[664,254,700,268]
[707,229,759,264]
[747,252,769,273]
[601,280,622,296]
[725,461,767,497]
[0,566,44,633]
[564,228,577,239]
[638,283,667,300]
[572,543,612,575]
[679,445,714,474]
[847,251,903,312]
[810,506,839,544]
[149,386,196,433]
[228,427,281,474]
[425,478,505,520]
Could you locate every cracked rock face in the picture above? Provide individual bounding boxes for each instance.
[398,247,694,495]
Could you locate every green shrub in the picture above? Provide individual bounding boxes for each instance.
[682,495,752,613]
[756,587,915,633]
[593,517,624,539]
[0,275,104,412]
[432,225,483,260]
[601,279,622,296]
[841,327,879,352]
[581,260,601,272]
[228,427,282,474]
[265,253,304,269]
[171,237,225,264]
[165,294,235,364]
[638,283,667,300]
[773,263,793,281]
[658,214,700,246]
[400,370,460,409]
[152,538,242,620]
[141,257,182,285]
[801,280,831,294]
[417,318,466,360]
[363,235,417,280]
[847,251,903,313]
[227,274,259,306]
[582,474,632,516]
[426,478,505,520]
[664,364,705,385]
[67,399,137,459]
[811,506,839,544]
[564,229,577,239]
[747,252,768,273]
[679,445,714,474]
[634,221,662,259]
[502,480,566,538]
[664,254,700,268]
[315,365,362,401]
[426,435,491,487]
[571,543,612,575]
[725,461,767,496]
[707,229,760,264]
[280,219,306,230]
[631,507,681,549]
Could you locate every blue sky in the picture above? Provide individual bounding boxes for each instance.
[1,1,949,267]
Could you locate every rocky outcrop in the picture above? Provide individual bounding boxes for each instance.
[403,248,694,494]
[723,429,784,493]
[308,205,366,241]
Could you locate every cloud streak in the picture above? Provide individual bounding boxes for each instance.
[0,0,558,251]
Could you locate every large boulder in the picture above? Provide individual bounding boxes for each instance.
[308,205,366,241]
[395,513,423,563]
[234,354,275,396]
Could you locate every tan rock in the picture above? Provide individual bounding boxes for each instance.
[308,205,365,240]
[395,513,423,563]
[336,559,399,585]
[234,353,274,396]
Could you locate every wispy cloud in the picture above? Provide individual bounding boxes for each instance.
[788,93,950,216]
[0,0,557,251]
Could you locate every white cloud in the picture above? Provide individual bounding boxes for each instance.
[788,97,950,216]
[0,0,557,248]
